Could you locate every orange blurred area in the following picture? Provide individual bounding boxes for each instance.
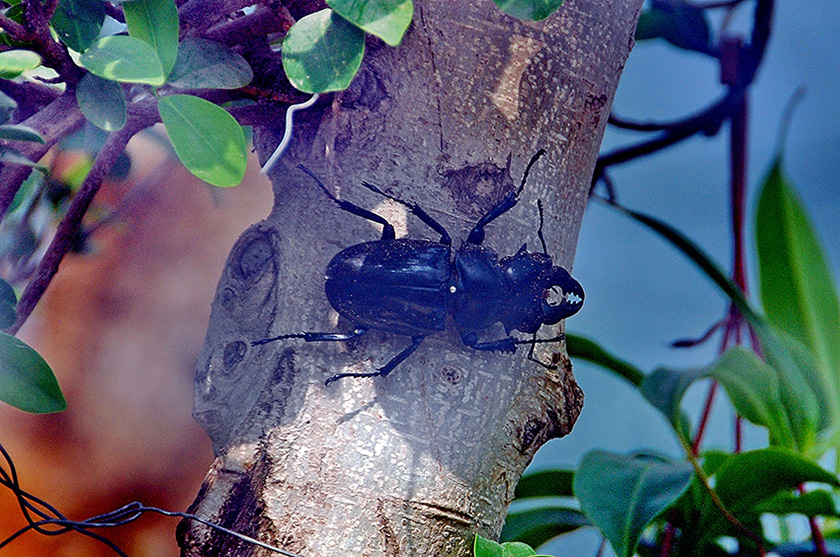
[0,130,271,556]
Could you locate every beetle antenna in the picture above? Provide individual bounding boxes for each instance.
[297,164,340,203]
[517,149,546,195]
[537,199,548,255]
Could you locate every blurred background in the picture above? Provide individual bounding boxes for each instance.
[537,1,840,554]
[0,1,838,555]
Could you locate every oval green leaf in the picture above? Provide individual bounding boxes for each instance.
[574,451,693,557]
[50,0,105,52]
[0,331,66,413]
[80,35,166,86]
[641,347,796,448]
[282,9,365,93]
[327,0,412,46]
[0,49,42,79]
[501,506,590,548]
[0,125,45,143]
[76,73,127,132]
[514,469,574,499]
[158,94,246,187]
[714,448,840,514]
[756,158,840,430]
[168,38,253,89]
[123,0,180,77]
[492,0,565,21]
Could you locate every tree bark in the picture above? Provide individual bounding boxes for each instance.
[180,0,641,555]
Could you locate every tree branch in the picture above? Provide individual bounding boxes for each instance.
[6,101,159,334]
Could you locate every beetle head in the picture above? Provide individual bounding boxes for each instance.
[501,249,584,334]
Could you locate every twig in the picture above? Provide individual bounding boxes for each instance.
[7,103,158,334]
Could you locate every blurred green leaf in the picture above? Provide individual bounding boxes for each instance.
[753,489,837,517]
[123,0,179,77]
[168,38,253,89]
[327,0,413,46]
[635,1,712,55]
[574,451,693,557]
[501,506,590,547]
[158,94,246,187]
[609,201,821,453]
[0,125,44,143]
[0,332,66,413]
[0,91,16,124]
[0,279,16,329]
[713,448,839,514]
[641,347,795,448]
[514,469,574,499]
[756,158,840,438]
[492,0,565,21]
[0,49,41,78]
[0,145,42,169]
[80,35,166,86]
[50,0,105,52]
[566,334,644,387]
[76,73,127,132]
[282,9,365,93]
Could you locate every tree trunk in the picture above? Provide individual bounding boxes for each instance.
[179,0,641,555]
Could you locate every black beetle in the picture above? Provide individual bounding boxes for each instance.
[253,150,584,385]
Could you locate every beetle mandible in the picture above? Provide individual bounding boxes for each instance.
[252,150,584,385]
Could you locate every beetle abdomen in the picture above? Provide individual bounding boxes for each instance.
[325,240,451,337]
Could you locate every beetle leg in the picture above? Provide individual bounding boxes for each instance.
[361,181,452,246]
[525,332,563,370]
[466,150,545,245]
[462,331,563,370]
[325,335,425,385]
[251,327,369,346]
[298,165,396,240]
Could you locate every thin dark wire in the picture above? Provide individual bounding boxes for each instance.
[0,440,300,557]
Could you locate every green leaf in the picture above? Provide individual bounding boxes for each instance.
[50,0,105,52]
[158,94,246,187]
[327,0,413,46]
[473,535,547,557]
[0,145,43,169]
[0,332,66,413]
[641,347,795,448]
[123,0,179,77]
[753,489,838,517]
[0,278,16,329]
[0,49,41,78]
[566,334,645,387]
[0,125,45,143]
[80,35,166,86]
[514,469,574,499]
[608,201,821,453]
[501,506,590,547]
[635,3,712,55]
[0,91,16,124]
[491,0,565,21]
[574,451,693,557]
[713,448,839,514]
[76,73,127,132]
[282,9,365,93]
[167,38,253,89]
[756,158,840,434]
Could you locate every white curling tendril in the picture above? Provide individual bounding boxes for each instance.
[260,93,320,175]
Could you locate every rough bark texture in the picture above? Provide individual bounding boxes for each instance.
[181,0,641,555]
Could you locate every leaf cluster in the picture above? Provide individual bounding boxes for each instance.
[497,159,840,556]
